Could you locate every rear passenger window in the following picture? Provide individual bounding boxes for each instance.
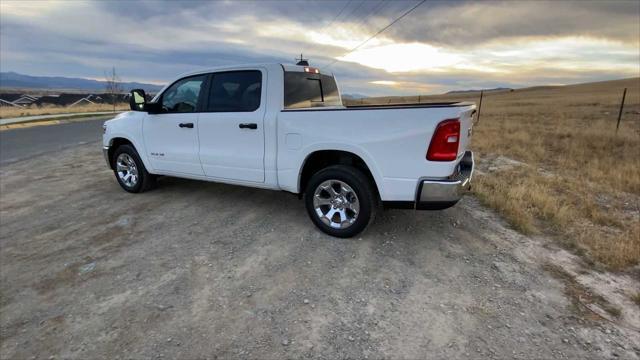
[207,71,262,112]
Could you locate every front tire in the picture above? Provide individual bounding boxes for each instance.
[304,165,377,238]
[112,144,156,193]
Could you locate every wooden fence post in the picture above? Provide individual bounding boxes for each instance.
[616,88,627,133]
[476,90,484,125]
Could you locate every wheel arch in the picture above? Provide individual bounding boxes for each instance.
[107,136,152,171]
[298,149,382,200]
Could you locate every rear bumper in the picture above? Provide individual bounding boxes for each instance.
[383,151,474,210]
[416,150,474,209]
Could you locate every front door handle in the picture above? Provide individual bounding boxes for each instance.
[239,123,257,130]
[179,122,194,128]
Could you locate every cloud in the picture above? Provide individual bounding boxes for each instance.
[337,36,638,76]
[386,0,640,46]
[0,0,638,95]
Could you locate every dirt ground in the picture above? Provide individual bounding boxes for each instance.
[1,144,639,359]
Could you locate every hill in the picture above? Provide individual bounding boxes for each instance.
[0,72,163,92]
[446,87,512,94]
[344,77,639,105]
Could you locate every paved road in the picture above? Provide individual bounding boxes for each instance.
[0,116,109,166]
[0,111,120,125]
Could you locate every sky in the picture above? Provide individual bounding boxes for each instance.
[1,0,639,96]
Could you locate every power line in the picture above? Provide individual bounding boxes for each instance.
[324,0,426,68]
[305,0,355,60]
[349,0,389,32]
[323,0,353,30]
[327,0,425,66]
[339,0,368,25]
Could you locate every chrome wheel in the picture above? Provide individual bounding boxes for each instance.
[313,180,360,229]
[116,153,139,188]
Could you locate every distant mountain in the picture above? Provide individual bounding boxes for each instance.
[446,87,512,94]
[0,72,163,92]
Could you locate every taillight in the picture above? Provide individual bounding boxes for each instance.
[426,119,460,161]
[304,67,320,74]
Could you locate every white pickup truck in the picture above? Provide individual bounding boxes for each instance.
[103,63,475,237]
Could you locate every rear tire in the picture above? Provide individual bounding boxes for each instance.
[112,144,156,193]
[304,165,377,238]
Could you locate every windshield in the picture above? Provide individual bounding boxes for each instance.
[284,71,342,109]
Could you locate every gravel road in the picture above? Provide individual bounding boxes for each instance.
[1,144,638,359]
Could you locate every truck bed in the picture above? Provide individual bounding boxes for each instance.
[281,102,475,112]
[277,101,476,200]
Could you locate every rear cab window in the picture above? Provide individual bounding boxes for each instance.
[283,66,342,109]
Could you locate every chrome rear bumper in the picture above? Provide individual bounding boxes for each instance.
[415,151,474,210]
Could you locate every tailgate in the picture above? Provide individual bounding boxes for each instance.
[457,107,475,159]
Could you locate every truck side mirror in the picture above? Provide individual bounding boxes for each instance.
[129,89,147,111]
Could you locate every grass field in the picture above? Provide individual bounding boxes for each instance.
[0,103,129,119]
[347,78,640,270]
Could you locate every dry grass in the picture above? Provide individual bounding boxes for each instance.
[350,78,640,270]
[0,103,128,119]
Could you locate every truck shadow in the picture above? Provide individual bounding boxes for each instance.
[153,175,462,243]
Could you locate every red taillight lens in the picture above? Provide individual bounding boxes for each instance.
[426,119,460,161]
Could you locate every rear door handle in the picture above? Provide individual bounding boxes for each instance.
[239,123,257,130]
[179,123,194,128]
